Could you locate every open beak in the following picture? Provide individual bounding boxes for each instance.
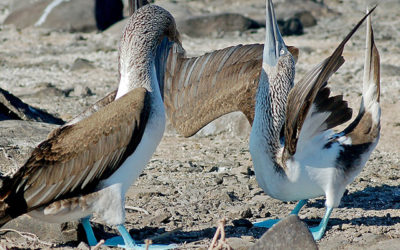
[264,0,286,66]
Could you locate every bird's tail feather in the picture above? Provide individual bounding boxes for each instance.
[361,8,380,118]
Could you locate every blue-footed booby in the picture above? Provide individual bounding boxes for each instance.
[250,0,380,240]
[0,5,179,249]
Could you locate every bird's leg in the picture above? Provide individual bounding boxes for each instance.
[290,199,307,215]
[80,216,98,246]
[105,224,177,249]
[309,206,333,240]
[253,199,308,228]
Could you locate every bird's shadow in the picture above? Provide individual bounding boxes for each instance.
[306,184,400,211]
[59,223,266,246]
[302,184,400,229]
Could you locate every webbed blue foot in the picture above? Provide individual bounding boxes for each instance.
[253,218,280,228]
[81,216,98,246]
[104,225,176,249]
[309,207,333,240]
[253,200,307,228]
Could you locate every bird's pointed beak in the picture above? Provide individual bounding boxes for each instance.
[264,0,286,66]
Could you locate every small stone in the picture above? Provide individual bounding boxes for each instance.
[240,207,253,219]
[143,212,171,226]
[70,58,95,71]
[215,177,223,185]
[72,85,94,97]
[232,219,253,228]
[77,241,90,250]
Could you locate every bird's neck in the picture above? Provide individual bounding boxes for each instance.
[116,50,156,99]
[250,55,295,161]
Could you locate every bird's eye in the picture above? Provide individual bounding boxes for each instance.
[280,49,285,55]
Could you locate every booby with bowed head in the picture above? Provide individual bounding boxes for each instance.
[250,0,380,240]
[0,5,179,249]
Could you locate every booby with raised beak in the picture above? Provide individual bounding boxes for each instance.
[250,0,380,240]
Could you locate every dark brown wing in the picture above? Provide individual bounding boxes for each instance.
[0,88,149,219]
[283,8,376,161]
[164,43,298,137]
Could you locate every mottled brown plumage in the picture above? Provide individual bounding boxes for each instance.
[164,44,298,137]
[0,89,149,224]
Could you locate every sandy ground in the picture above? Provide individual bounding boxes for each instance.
[0,0,399,249]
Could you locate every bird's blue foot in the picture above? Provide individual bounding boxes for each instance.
[309,207,333,241]
[253,218,280,228]
[104,225,176,249]
[81,216,98,246]
[253,200,308,228]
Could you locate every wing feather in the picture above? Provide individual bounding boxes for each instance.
[283,8,375,161]
[0,88,149,215]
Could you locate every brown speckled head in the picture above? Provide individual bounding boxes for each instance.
[118,5,180,92]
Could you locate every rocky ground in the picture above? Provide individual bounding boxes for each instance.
[0,0,399,249]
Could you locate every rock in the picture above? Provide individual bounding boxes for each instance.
[226,237,254,250]
[70,58,95,72]
[178,13,261,38]
[2,215,81,244]
[4,0,123,32]
[250,215,317,250]
[76,241,90,250]
[95,0,123,31]
[143,212,171,226]
[0,88,64,125]
[0,120,57,173]
[195,112,251,138]
[232,218,253,228]
[17,83,69,99]
[4,0,52,29]
[71,86,94,97]
[275,0,336,21]
[278,17,303,36]
[294,11,317,28]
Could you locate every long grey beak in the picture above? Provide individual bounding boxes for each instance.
[263,0,286,66]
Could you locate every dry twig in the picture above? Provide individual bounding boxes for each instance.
[91,239,105,250]
[208,218,232,250]
[145,239,152,250]
[125,205,150,215]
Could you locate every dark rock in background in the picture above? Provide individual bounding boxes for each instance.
[0,88,64,125]
[250,215,317,250]
[178,13,261,37]
[95,0,124,31]
[278,17,303,36]
[4,0,124,32]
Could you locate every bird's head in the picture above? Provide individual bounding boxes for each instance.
[262,0,295,80]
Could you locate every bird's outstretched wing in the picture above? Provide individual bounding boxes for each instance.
[165,43,299,137]
[283,7,376,162]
